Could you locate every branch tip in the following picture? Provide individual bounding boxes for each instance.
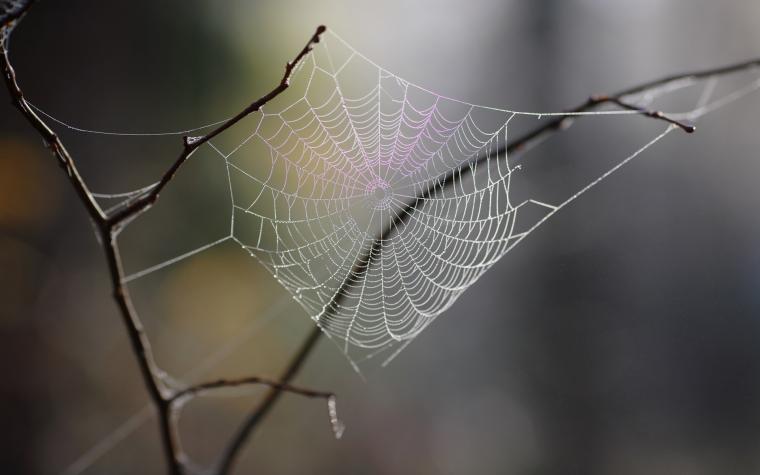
[183,135,203,147]
[314,25,327,42]
[597,96,696,134]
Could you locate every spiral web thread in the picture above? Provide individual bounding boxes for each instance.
[32,31,760,371]
[202,31,636,366]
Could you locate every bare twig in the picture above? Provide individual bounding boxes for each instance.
[172,372,333,403]
[1,4,328,475]
[215,324,322,475]
[106,24,327,228]
[593,94,696,133]
[169,369,343,457]
[1,5,104,224]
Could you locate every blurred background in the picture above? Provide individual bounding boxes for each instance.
[2,1,760,474]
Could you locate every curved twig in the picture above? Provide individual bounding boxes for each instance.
[215,324,323,475]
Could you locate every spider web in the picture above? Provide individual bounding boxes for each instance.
[31,30,760,372]
[19,28,760,475]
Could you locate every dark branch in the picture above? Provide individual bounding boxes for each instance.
[2,6,329,475]
[172,373,333,403]
[593,94,695,133]
[215,324,323,475]
[1,2,104,224]
[106,25,327,229]
[170,369,342,457]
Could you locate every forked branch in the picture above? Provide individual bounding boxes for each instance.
[1,3,330,475]
[106,25,327,228]
[172,375,334,402]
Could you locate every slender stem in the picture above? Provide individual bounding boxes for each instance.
[172,373,334,403]
[101,231,182,473]
[1,14,104,224]
[107,25,327,228]
[215,324,323,475]
[594,94,695,133]
[2,5,330,474]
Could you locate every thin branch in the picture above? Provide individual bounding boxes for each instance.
[1,4,105,224]
[170,368,343,465]
[106,25,327,228]
[2,5,329,475]
[2,4,180,472]
[593,94,695,133]
[215,324,323,475]
[172,374,333,403]
[101,234,180,471]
